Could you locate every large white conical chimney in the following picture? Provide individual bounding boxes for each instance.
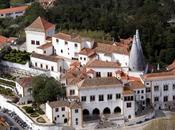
[129,30,145,71]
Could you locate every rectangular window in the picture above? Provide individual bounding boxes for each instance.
[163,85,168,91]
[56,39,59,43]
[55,108,59,112]
[99,95,104,101]
[75,118,78,125]
[84,58,86,61]
[75,109,78,113]
[137,90,140,94]
[96,72,101,77]
[146,88,151,92]
[154,86,159,91]
[51,66,54,71]
[90,95,95,102]
[141,90,144,93]
[164,96,168,102]
[116,94,121,99]
[107,72,112,77]
[46,65,48,69]
[62,107,65,111]
[173,96,175,100]
[173,84,175,90]
[127,102,132,108]
[65,41,68,45]
[75,43,78,47]
[36,41,40,45]
[44,50,46,54]
[107,94,112,100]
[61,49,63,53]
[154,97,159,102]
[35,62,37,67]
[40,64,43,68]
[81,96,86,102]
[70,89,75,95]
[31,40,35,45]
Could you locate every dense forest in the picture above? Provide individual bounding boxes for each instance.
[0,0,175,67]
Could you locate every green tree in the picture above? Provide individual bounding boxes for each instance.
[0,0,10,9]
[32,75,66,104]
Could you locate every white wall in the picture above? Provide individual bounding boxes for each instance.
[26,31,46,53]
[0,10,26,19]
[36,46,53,56]
[86,67,121,78]
[70,108,82,128]
[79,87,123,115]
[52,37,81,59]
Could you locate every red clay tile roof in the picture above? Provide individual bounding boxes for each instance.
[37,42,52,49]
[0,5,28,14]
[129,80,145,90]
[53,32,81,42]
[143,71,175,80]
[48,100,70,108]
[0,35,7,44]
[31,53,61,62]
[78,77,122,89]
[17,77,32,88]
[123,86,134,95]
[48,100,81,109]
[86,59,120,68]
[94,42,129,55]
[78,48,96,57]
[26,16,55,32]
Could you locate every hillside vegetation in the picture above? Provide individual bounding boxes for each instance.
[0,0,175,66]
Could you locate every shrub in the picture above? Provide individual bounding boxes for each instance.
[36,117,46,123]
[22,106,34,114]
[30,113,39,118]
[36,108,45,115]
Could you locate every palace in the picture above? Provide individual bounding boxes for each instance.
[11,16,175,129]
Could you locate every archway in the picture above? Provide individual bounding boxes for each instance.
[83,109,90,116]
[103,107,111,114]
[114,107,121,114]
[64,118,68,123]
[92,108,100,115]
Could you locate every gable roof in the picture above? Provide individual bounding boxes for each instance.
[143,71,175,81]
[31,53,61,62]
[0,35,7,44]
[78,48,96,57]
[78,77,122,89]
[37,42,52,50]
[86,59,120,68]
[17,77,32,88]
[129,80,145,90]
[94,42,129,55]
[53,32,81,42]
[25,16,55,32]
[0,5,28,14]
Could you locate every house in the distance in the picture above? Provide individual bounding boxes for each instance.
[0,5,28,19]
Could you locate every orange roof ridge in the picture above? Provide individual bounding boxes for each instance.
[26,16,55,32]
[0,5,28,14]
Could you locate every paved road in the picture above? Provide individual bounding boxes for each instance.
[0,112,23,130]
